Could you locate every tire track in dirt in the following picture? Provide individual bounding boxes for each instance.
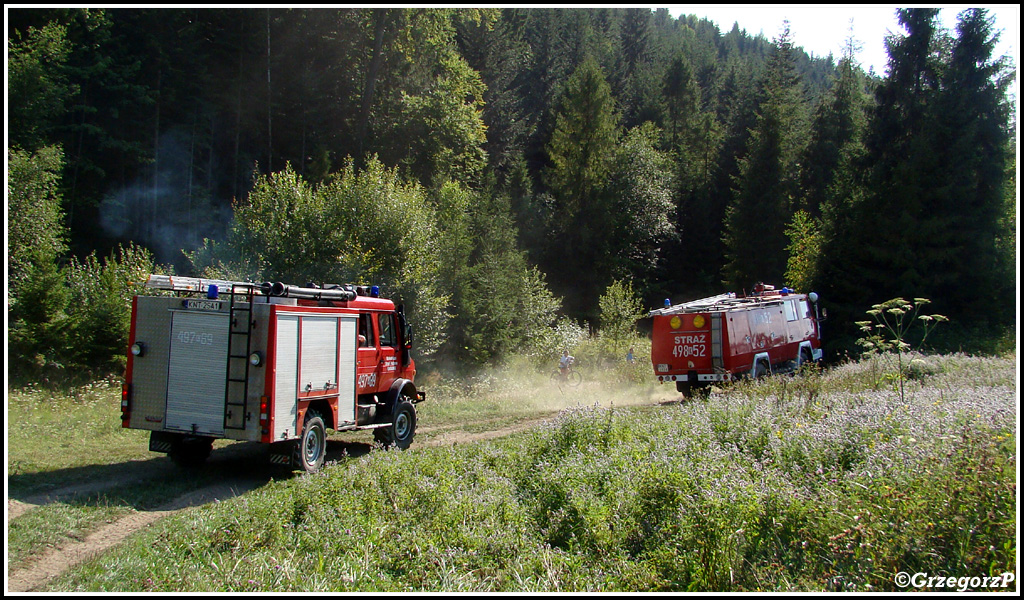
[419,415,555,448]
[7,470,173,522]
[6,418,551,593]
[6,442,264,523]
[7,477,265,593]
[7,399,669,592]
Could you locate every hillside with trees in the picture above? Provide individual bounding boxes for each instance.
[7,8,1016,384]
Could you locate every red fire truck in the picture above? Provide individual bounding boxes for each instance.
[648,283,823,396]
[121,274,425,472]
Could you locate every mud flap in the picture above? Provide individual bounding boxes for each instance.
[268,442,293,466]
[149,431,177,453]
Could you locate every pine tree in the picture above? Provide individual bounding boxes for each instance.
[817,9,942,345]
[721,22,806,290]
[788,36,870,296]
[929,8,1013,319]
[543,56,621,318]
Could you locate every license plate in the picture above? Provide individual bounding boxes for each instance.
[182,299,222,311]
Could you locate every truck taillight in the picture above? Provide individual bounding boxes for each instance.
[121,383,131,424]
[258,395,271,441]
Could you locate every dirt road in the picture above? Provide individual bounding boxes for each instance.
[6,380,679,594]
[5,416,560,593]
[7,478,265,593]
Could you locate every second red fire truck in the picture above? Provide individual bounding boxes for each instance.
[648,283,823,395]
[120,275,425,473]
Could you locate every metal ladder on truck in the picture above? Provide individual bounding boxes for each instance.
[224,283,258,432]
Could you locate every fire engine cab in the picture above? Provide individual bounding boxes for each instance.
[648,283,823,396]
[120,274,425,472]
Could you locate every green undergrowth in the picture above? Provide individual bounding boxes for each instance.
[7,378,151,487]
[44,352,1016,592]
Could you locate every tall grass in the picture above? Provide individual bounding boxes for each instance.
[7,377,151,486]
[6,377,259,571]
[44,352,1016,592]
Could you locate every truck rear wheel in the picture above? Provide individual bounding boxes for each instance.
[374,398,416,450]
[799,348,813,370]
[294,410,327,473]
[169,435,213,467]
[754,360,768,379]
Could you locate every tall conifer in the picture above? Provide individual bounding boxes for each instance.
[721,22,805,290]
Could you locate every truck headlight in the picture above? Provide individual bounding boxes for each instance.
[131,342,146,357]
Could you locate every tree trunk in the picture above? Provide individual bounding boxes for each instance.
[357,9,392,159]
[266,8,273,172]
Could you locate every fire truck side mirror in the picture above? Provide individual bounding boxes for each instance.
[397,305,413,350]
[402,322,413,349]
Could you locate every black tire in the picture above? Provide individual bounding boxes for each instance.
[676,379,692,397]
[754,360,768,379]
[375,398,417,450]
[550,370,581,387]
[169,435,213,467]
[294,410,327,473]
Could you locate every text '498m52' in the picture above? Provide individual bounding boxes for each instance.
[649,283,824,396]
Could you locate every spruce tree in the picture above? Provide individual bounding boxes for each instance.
[929,8,1013,319]
[798,38,868,219]
[543,56,621,318]
[819,9,942,345]
[821,8,1014,348]
[788,36,870,296]
[721,22,806,291]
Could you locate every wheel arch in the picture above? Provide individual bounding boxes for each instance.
[300,398,337,431]
[385,378,417,416]
[751,352,771,377]
[797,342,814,365]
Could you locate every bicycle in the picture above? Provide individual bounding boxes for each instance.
[550,364,582,387]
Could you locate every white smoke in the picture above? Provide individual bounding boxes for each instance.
[99,127,234,267]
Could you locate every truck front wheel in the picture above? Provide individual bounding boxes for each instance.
[295,410,327,473]
[374,398,416,450]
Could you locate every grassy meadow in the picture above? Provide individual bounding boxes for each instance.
[7,351,1018,592]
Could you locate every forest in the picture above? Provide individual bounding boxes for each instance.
[7,7,1017,384]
